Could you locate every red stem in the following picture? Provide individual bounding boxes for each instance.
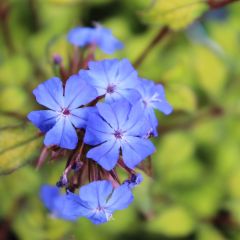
[207,0,239,9]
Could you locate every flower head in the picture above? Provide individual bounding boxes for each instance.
[67,25,123,54]
[84,100,155,170]
[138,78,173,136]
[28,75,97,149]
[79,59,141,104]
[64,180,133,224]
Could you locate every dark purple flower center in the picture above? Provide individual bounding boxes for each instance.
[62,108,70,116]
[114,130,123,139]
[106,84,116,94]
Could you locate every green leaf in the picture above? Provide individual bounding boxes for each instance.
[0,86,29,113]
[167,83,197,112]
[142,0,208,30]
[197,224,225,240]
[147,206,195,237]
[0,117,42,175]
[193,45,228,98]
[0,55,32,86]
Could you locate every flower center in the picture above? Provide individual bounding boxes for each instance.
[62,108,70,116]
[96,206,104,213]
[142,99,148,107]
[106,84,116,94]
[114,130,123,139]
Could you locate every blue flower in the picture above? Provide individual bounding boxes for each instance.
[79,59,141,104]
[40,185,76,221]
[138,78,173,136]
[28,75,97,149]
[64,180,134,224]
[84,100,155,170]
[67,25,123,54]
[124,173,143,189]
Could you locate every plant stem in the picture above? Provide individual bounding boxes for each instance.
[134,26,170,68]
[207,0,240,9]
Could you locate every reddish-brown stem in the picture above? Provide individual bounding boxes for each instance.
[59,64,69,83]
[82,44,97,69]
[207,0,239,9]
[134,26,170,68]
[70,46,82,74]
[0,2,15,54]
[36,146,49,169]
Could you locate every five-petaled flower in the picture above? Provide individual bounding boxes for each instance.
[79,59,141,104]
[28,75,97,149]
[138,78,173,136]
[84,100,155,170]
[67,25,123,54]
[64,180,133,224]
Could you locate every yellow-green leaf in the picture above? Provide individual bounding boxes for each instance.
[147,206,195,237]
[193,45,228,98]
[143,0,208,30]
[0,118,42,175]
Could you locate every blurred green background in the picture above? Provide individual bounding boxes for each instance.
[0,0,240,239]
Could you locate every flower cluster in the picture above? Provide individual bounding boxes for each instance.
[28,24,172,224]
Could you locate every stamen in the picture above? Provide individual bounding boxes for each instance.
[114,130,123,139]
[106,84,116,94]
[62,108,70,116]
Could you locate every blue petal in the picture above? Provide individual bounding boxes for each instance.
[44,117,78,149]
[62,192,93,219]
[87,140,120,170]
[40,185,59,211]
[121,137,155,169]
[79,181,113,207]
[33,77,64,111]
[153,100,173,115]
[144,108,158,136]
[27,110,58,132]
[69,108,89,129]
[84,112,113,145]
[85,60,111,88]
[78,70,106,96]
[116,89,141,104]
[64,74,98,110]
[123,102,146,135]
[110,100,131,128]
[106,184,133,212]
[97,102,119,129]
[89,211,111,224]
[114,59,139,88]
[53,195,78,221]
[84,127,113,146]
[67,27,94,47]
[96,28,123,54]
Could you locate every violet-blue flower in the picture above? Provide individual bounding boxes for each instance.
[67,25,123,54]
[138,78,173,136]
[28,75,97,149]
[64,180,133,224]
[84,100,155,170]
[79,59,141,104]
[40,185,76,221]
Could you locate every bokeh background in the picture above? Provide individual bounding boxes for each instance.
[0,0,240,239]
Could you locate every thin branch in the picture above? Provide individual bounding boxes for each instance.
[207,0,240,9]
[134,26,170,68]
